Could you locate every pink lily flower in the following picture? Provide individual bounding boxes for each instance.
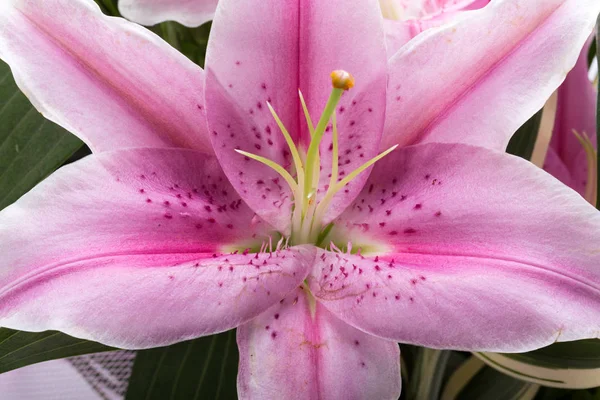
[118,0,219,27]
[543,43,598,205]
[1,0,600,398]
[380,0,491,54]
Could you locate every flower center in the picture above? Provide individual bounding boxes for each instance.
[237,70,397,246]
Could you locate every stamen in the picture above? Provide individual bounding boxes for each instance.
[236,70,397,245]
[573,130,598,205]
[266,102,305,180]
[328,112,340,192]
[234,149,298,193]
[313,144,399,231]
[299,90,315,136]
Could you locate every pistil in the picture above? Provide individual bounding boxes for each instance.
[237,70,397,246]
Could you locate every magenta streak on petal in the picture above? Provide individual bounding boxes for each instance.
[0,250,216,299]
[0,248,315,349]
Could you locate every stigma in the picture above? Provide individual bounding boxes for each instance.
[236,70,397,245]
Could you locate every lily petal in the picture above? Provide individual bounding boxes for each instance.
[0,0,211,153]
[383,0,490,57]
[237,287,401,400]
[119,0,218,27]
[542,147,574,190]
[205,0,388,230]
[309,143,600,352]
[205,0,299,232]
[383,0,600,151]
[299,0,388,223]
[547,43,598,197]
[0,148,315,348]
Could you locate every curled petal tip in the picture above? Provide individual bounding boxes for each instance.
[330,70,355,90]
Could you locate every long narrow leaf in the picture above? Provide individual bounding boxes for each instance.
[125,330,238,400]
[0,59,82,210]
[0,328,113,374]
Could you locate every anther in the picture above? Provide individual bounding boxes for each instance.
[331,70,355,91]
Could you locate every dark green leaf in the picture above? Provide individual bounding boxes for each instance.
[148,22,212,67]
[588,39,597,69]
[94,0,120,16]
[504,339,600,370]
[535,387,600,400]
[456,366,537,400]
[0,59,83,210]
[126,330,238,400]
[506,109,543,160]
[0,328,113,374]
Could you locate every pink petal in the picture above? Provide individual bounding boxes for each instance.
[309,143,600,352]
[237,287,401,399]
[383,0,490,57]
[205,0,387,230]
[119,0,218,27]
[542,147,574,191]
[382,0,600,151]
[547,43,598,196]
[204,0,299,232]
[0,0,211,153]
[299,0,387,223]
[0,148,315,348]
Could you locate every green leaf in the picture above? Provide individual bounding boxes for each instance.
[0,328,113,374]
[125,330,238,400]
[506,109,543,160]
[475,342,600,390]
[588,38,597,69]
[94,0,120,16]
[454,365,539,400]
[406,348,451,400]
[148,22,212,68]
[0,59,83,210]
[505,340,600,370]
